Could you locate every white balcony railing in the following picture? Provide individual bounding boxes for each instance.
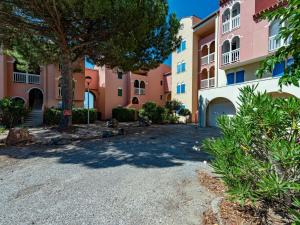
[231,48,240,62]
[200,78,215,89]
[222,20,230,34]
[209,53,215,63]
[231,15,240,30]
[13,72,40,84]
[222,52,230,65]
[134,88,145,95]
[269,35,283,52]
[201,55,209,66]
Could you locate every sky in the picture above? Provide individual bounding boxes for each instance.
[164,0,219,66]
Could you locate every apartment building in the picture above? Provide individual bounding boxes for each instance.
[85,64,172,120]
[0,54,171,125]
[172,0,299,127]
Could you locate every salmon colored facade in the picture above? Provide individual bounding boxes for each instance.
[85,64,172,120]
[0,53,171,122]
[0,55,85,110]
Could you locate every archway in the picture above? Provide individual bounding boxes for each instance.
[206,97,236,127]
[132,97,139,105]
[29,88,43,109]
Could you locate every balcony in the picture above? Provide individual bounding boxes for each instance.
[200,78,215,89]
[13,72,40,84]
[201,55,209,66]
[231,15,240,30]
[222,20,230,34]
[134,88,145,95]
[201,53,215,66]
[209,53,215,63]
[269,35,284,52]
[222,49,240,65]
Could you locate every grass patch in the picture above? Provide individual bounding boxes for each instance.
[0,127,6,134]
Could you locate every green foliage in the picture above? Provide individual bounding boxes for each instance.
[112,107,137,122]
[178,108,191,117]
[257,0,300,87]
[44,108,97,125]
[139,102,166,123]
[0,127,6,134]
[165,100,182,112]
[0,98,28,128]
[203,86,300,222]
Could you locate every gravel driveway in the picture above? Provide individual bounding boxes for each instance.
[0,125,219,225]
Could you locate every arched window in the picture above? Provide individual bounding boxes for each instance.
[84,91,95,109]
[209,66,215,78]
[201,68,208,80]
[232,3,240,18]
[209,41,215,54]
[132,97,139,104]
[231,36,240,50]
[222,40,230,54]
[269,19,283,51]
[269,19,281,37]
[134,80,139,88]
[140,81,145,89]
[201,45,208,57]
[222,8,231,33]
[222,40,231,65]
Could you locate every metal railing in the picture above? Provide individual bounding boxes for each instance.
[231,49,240,62]
[222,20,230,34]
[134,88,145,95]
[222,52,230,65]
[209,78,215,87]
[13,72,40,84]
[269,35,283,52]
[200,78,215,89]
[209,53,215,63]
[231,15,240,30]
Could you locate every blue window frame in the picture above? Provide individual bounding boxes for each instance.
[181,62,186,72]
[273,61,285,77]
[236,70,245,83]
[181,83,186,93]
[177,64,181,74]
[176,84,181,94]
[182,41,186,51]
[227,73,235,85]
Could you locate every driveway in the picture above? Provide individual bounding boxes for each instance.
[0,125,220,225]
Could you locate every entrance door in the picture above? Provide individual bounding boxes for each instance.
[29,88,43,109]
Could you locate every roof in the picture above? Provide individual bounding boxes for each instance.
[193,10,218,30]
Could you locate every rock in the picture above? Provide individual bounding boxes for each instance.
[48,137,72,146]
[5,128,33,146]
[106,119,119,128]
[138,117,152,127]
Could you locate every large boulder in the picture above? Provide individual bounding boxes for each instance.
[6,128,33,146]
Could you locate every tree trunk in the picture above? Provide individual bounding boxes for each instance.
[59,54,73,130]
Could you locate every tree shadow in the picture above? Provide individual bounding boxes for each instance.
[0,126,220,169]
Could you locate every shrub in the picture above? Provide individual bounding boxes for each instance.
[203,86,300,222]
[112,107,137,122]
[165,100,182,112]
[139,102,165,123]
[44,108,97,125]
[178,108,191,117]
[0,98,28,128]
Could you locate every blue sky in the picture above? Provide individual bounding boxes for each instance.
[164,0,219,66]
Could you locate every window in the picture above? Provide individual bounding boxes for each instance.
[132,97,139,104]
[181,83,186,93]
[117,72,123,79]
[176,84,181,94]
[177,62,186,74]
[177,63,181,73]
[181,62,186,72]
[118,88,123,96]
[177,40,187,53]
[227,73,235,85]
[236,70,245,83]
[160,80,163,86]
[273,61,285,77]
[160,95,163,100]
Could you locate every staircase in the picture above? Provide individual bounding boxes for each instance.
[24,110,44,127]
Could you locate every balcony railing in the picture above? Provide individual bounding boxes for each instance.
[269,35,283,52]
[222,52,230,65]
[222,20,230,34]
[222,49,240,65]
[209,53,215,63]
[13,72,40,84]
[201,55,209,66]
[231,49,240,62]
[231,15,240,30]
[200,78,215,89]
[134,88,145,95]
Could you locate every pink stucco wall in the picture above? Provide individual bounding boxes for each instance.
[219,0,269,68]
[164,73,172,93]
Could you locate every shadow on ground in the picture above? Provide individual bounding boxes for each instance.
[0,125,220,169]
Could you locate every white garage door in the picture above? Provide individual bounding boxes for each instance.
[207,101,236,127]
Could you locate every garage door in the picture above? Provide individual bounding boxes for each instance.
[207,100,236,127]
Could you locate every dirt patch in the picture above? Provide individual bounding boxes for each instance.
[198,171,226,195]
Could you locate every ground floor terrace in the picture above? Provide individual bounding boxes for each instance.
[198,76,300,127]
[0,125,219,225]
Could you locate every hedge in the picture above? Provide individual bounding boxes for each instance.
[112,107,137,122]
[44,108,97,125]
